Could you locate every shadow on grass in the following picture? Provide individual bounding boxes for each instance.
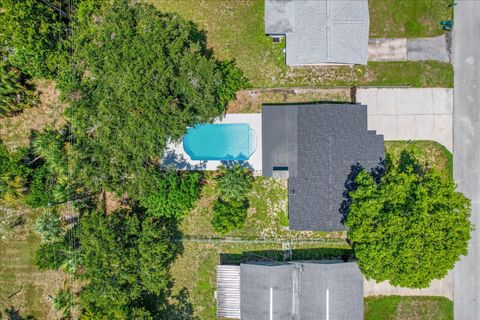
[220,247,354,265]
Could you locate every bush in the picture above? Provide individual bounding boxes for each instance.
[345,151,472,288]
[0,142,31,201]
[35,241,69,270]
[211,198,248,235]
[34,210,62,242]
[25,165,55,207]
[140,171,201,220]
[215,163,253,202]
[53,289,73,318]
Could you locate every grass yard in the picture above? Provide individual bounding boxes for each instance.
[369,0,453,38]
[0,80,66,149]
[385,141,453,178]
[152,0,453,88]
[0,201,68,319]
[170,241,351,320]
[365,296,454,320]
[180,173,345,240]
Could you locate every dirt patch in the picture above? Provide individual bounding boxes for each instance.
[0,80,67,149]
[227,87,351,113]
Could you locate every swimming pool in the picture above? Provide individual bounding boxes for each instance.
[183,123,257,161]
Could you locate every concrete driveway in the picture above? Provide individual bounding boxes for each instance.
[368,35,450,62]
[453,2,480,319]
[357,88,453,151]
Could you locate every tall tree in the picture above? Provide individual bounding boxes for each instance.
[60,0,248,195]
[0,0,69,78]
[79,209,178,318]
[345,151,472,288]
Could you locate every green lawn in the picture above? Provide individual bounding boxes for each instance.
[369,0,453,38]
[152,0,453,88]
[385,141,453,178]
[0,201,68,319]
[365,296,454,320]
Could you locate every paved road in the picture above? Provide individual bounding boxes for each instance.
[453,2,480,319]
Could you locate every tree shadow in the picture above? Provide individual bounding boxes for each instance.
[220,247,354,265]
[2,307,35,320]
[339,159,386,224]
[162,287,198,320]
[220,160,254,171]
[162,150,207,170]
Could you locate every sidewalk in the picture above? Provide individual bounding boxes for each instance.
[364,270,453,300]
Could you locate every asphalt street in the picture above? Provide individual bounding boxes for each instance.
[453,2,480,319]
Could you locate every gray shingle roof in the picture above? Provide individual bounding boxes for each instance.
[240,261,364,320]
[262,104,384,231]
[265,0,370,65]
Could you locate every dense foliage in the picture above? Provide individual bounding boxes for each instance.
[345,151,472,288]
[215,163,254,202]
[35,241,70,270]
[0,0,69,78]
[0,141,30,201]
[61,0,248,195]
[79,209,178,319]
[211,163,253,234]
[139,170,202,219]
[0,62,37,117]
[34,210,62,242]
[211,198,248,235]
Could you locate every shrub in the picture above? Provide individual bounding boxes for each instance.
[34,210,62,242]
[211,198,248,235]
[34,241,69,270]
[0,142,31,201]
[25,165,55,207]
[53,289,73,318]
[215,163,253,202]
[345,151,472,288]
[140,171,201,220]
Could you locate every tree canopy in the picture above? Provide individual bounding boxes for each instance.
[79,209,179,319]
[62,0,248,195]
[0,0,69,78]
[345,151,472,288]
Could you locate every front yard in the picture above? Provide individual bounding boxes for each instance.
[365,296,453,320]
[153,0,453,88]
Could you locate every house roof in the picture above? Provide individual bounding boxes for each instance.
[240,261,364,320]
[262,104,384,231]
[265,0,370,65]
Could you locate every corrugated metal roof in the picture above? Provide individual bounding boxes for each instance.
[216,265,241,319]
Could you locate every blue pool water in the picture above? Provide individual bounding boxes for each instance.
[183,123,257,161]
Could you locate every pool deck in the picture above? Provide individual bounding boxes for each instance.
[163,114,262,172]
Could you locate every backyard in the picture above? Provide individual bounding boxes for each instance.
[153,0,453,88]
[170,139,454,318]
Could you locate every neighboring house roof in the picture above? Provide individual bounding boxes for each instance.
[239,261,364,320]
[265,0,370,65]
[262,104,384,231]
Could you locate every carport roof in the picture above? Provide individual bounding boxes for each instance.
[265,0,370,65]
[240,261,364,320]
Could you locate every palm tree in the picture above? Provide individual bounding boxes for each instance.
[0,62,37,116]
[215,163,254,202]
